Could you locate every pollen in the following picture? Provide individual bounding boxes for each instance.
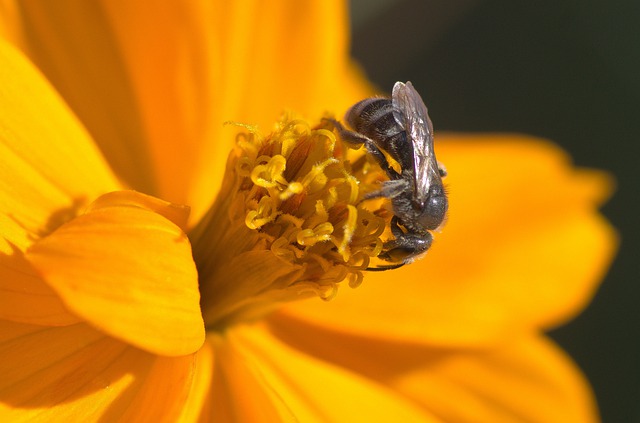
[190,114,391,328]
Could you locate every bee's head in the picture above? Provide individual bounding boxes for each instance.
[418,184,448,231]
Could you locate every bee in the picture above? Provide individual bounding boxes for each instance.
[329,81,448,270]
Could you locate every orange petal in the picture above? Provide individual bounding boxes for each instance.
[0,320,197,422]
[208,325,440,423]
[187,0,374,221]
[279,137,618,345]
[2,1,373,222]
[266,315,599,423]
[26,191,204,356]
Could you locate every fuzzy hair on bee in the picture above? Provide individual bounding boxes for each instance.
[328,81,448,270]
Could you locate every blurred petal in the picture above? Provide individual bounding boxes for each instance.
[280,137,618,345]
[26,191,204,356]
[1,0,373,221]
[394,335,599,423]
[209,325,440,423]
[189,0,373,220]
[0,320,197,422]
[209,1,372,130]
[267,315,599,423]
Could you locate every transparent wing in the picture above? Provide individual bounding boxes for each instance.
[391,81,440,205]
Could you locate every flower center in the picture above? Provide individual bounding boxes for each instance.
[189,115,392,329]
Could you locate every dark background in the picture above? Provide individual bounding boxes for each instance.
[349,1,639,421]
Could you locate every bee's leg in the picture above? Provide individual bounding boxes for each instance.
[323,118,367,146]
[323,118,400,179]
[366,261,406,271]
[389,216,405,238]
[437,161,447,178]
[361,179,409,201]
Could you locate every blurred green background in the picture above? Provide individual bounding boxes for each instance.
[349,1,639,421]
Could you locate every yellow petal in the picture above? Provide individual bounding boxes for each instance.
[85,190,191,232]
[266,315,599,423]
[208,325,440,423]
[1,1,373,221]
[0,320,197,422]
[1,1,157,195]
[0,40,119,326]
[279,137,617,345]
[112,349,198,422]
[26,191,204,356]
[176,342,215,423]
[0,39,119,252]
[0,249,79,326]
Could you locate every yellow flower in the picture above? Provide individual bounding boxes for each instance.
[0,1,617,422]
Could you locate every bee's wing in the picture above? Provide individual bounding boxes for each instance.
[391,81,440,205]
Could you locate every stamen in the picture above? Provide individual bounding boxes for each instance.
[190,114,391,328]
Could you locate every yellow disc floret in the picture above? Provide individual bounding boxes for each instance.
[190,114,389,328]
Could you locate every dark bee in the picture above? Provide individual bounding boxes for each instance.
[330,81,448,270]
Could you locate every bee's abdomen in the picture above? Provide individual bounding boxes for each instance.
[345,98,413,170]
[345,98,402,139]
